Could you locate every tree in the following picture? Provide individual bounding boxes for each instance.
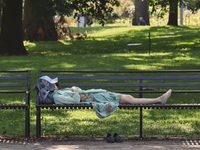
[0,0,119,55]
[167,0,178,25]
[23,0,120,41]
[0,0,2,28]
[133,0,150,25]
[147,0,178,25]
[23,0,57,41]
[0,0,28,55]
[147,0,200,25]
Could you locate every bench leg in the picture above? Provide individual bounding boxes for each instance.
[28,94,30,138]
[140,107,143,140]
[36,107,41,139]
[139,73,143,139]
[25,107,30,139]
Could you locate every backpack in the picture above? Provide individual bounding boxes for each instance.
[33,76,58,104]
[33,83,54,104]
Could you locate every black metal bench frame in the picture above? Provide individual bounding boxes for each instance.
[0,70,31,138]
[36,70,200,139]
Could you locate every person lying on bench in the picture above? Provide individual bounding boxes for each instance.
[37,76,172,118]
[53,85,172,105]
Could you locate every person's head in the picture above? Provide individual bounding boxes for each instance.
[139,17,143,21]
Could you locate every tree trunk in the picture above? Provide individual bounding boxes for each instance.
[167,0,178,25]
[0,0,2,28]
[0,0,28,55]
[133,0,150,25]
[23,0,57,41]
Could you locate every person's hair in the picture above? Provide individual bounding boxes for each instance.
[139,17,143,20]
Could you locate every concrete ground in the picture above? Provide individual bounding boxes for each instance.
[1,136,200,150]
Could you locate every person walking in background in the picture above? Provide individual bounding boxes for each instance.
[138,17,146,26]
[87,17,93,27]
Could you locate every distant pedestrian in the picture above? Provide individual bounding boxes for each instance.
[138,17,146,26]
[87,17,93,27]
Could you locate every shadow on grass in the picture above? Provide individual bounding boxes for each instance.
[38,107,200,136]
[39,108,141,136]
[1,25,200,136]
[25,26,200,57]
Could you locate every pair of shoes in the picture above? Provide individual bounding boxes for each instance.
[106,133,123,143]
[106,133,115,143]
[161,89,172,105]
[114,133,123,142]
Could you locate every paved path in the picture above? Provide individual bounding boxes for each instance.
[1,137,200,150]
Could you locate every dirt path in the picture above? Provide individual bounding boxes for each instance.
[1,137,200,150]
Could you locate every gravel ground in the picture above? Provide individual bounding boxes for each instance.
[1,136,200,150]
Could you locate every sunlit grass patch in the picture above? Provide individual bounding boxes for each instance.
[143,109,200,135]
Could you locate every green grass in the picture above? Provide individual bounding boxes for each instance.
[1,25,200,137]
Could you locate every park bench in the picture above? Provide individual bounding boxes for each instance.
[36,70,200,139]
[0,70,31,138]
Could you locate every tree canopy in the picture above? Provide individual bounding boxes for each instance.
[146,0,200,25]
[31,0,120,25]
[0,0,120,55]
[186,0,200,13]
[147,0,200,17]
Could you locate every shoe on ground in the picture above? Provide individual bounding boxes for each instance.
[106,133,115,143]
[114,133,123,142]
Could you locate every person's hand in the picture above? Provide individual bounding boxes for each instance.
[54,84,58,91]
[71,86,78,91]
[80,93,86,102]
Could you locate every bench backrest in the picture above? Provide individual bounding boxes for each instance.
[0,70,31,93]
[39,70,200,97]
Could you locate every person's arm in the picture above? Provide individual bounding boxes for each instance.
[80,93,86,102]
[54,84,58,91]
[71,86,87,102]
[53,90,81,104]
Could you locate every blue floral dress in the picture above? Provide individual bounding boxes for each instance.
[52,87,122,118]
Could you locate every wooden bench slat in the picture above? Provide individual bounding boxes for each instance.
[0,83,28,87]
[0,76,28,80]
[0,70,30,73]
[0,90,28,93]
[36,104,200,110]
[0,104,28,109]
[113,90,200,93]
[58,83,200,87]
[39,70,200,73]
[36,104,200,107]
[49,76,200,80]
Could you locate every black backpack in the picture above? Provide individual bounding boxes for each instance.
[33,84,54,104]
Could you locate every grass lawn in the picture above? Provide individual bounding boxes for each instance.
[0,25,200,137]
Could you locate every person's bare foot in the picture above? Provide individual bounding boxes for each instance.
[160,89,172,105]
